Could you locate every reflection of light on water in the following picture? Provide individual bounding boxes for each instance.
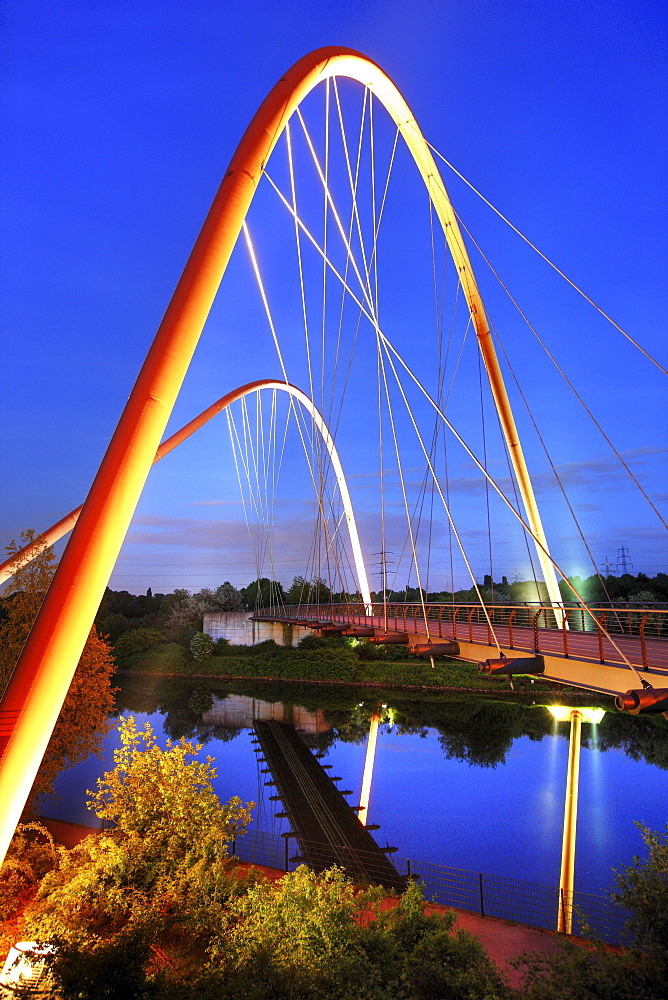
[584,722,607,853]
[546,706,607,933]
[540,713,563,844]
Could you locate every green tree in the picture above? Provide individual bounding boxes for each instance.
[22,718,254,998]
[88,717,252,848]
[163,591,202,645]
[286,575,310,605]
[285,575,331,605]
[240,577,285,609]
[613,822,668,961]
[96,610,134,643]
[113,627,165,662]
[214,581,243,610]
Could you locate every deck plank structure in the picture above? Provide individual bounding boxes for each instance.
[253,720,405,892]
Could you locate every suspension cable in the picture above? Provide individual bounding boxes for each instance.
[379,336,502,652]
[376,334,431,639]
[427,142,668,376]
[454,210,668,531]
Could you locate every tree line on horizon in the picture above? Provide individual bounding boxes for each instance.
[93,567,668,630]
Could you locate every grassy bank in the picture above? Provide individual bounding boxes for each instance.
[119,640,552,693]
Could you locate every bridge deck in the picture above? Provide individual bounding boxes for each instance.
[359,612,668,674]
[253,604,668,696]
[253,720,405,891]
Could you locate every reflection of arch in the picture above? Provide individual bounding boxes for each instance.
[0,380,372,606]
[0,46,559,863]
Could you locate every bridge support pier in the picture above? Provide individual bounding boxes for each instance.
[203,612,311,647]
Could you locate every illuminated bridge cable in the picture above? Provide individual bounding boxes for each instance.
[243,220,347,587]
[453,211,668,532]
[427,143,668,377]
[378,335,650,682]
[377,332,431,640]
[250,172,573,615]
[329,83,372,304]
[285,121,314,404]
[278,112,371,589]
[489,322,616,604]
[275,95,398,606]
[293,107,375,318]
[379,336,502,653]
[227,409,263,588]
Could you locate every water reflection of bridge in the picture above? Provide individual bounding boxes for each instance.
[202,694,331,734]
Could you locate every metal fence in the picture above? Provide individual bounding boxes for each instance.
[230,828,633,948]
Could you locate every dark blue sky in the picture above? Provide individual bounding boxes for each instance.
[1,0,666,594]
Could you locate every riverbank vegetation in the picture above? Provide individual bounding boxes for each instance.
[0,532,116,805]
[0,717,664,999]
[114,626,561,694]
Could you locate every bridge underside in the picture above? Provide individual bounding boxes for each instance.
[253,608,668,699]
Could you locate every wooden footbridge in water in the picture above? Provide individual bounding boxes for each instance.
[252,720,405,892]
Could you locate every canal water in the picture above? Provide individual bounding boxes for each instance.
[40,675,667,899]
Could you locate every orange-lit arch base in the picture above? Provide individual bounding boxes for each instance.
[0,46,558,864]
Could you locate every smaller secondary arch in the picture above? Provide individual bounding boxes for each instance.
[0,379,372,607]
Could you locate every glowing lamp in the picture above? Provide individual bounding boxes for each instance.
[615,687,668,715]
[0,943,54,991]
[548,706,605,724]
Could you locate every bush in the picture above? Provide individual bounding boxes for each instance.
[0,823,58,921]
[190,631,214,661]
[214,871,513,1000]
[613,822,668,962]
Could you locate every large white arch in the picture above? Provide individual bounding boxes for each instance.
[0,380,372,606]
[0,46,560,864]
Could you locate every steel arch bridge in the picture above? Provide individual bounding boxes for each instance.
[0,47,666,866]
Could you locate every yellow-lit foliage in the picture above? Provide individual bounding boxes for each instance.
[88,717,254,855]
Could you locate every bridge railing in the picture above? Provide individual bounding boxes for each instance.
[229,827,633,947]
[253,602,667,669]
